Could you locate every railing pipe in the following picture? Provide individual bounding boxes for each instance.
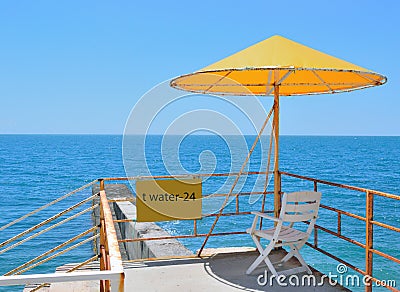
[0,205,97,255]
[5,226,98,276]
[0,195,96,249]
[0,180,98,232]
[365,190,374,292]
[99,190,124,292]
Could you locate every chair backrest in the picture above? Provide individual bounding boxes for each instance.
[279,191,321,224]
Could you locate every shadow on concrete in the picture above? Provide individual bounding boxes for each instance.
[204,250,349,291]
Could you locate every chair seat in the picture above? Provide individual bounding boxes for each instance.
[247,225,308,243]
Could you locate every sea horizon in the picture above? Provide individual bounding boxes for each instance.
[1,133,400,137]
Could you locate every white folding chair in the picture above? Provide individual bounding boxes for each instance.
[246,191,321,276]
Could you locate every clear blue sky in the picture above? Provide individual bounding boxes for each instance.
[0,0,398,135]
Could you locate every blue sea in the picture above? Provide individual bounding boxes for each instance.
[0,135,399,291]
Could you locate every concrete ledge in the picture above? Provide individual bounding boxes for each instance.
[114,201,193,259]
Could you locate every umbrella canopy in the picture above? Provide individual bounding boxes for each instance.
[170,35,386,96]
[169,35,387,256]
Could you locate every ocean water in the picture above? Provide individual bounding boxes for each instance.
[0,135,399,291]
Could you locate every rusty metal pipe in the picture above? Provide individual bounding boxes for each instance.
[0,205,97,255]
[0,195,97,249]
[4,226,98,276]
[0,180,98,232]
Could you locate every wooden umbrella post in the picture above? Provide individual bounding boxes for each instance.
[273,84,281,218]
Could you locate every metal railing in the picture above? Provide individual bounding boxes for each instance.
[280,171,400,292]
[0,180,124,292]
[0,171,398,291]
[99,182,125,292]
[101,171,399,292]
[102,171,274,245]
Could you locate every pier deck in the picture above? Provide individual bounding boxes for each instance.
[123,248,349,292]
[41,248,349,291]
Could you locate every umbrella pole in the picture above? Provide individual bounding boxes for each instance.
[273,85,281,218]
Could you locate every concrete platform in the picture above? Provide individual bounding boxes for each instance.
[123,248,350,291]
[29,248,349,291]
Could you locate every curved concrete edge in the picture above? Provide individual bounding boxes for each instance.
[114,201,194,259]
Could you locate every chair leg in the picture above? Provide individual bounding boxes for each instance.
[290,244,312,274]
[279,248,295,263]
[250,235,280,276]
[246,243,278,276]
[279,240,306,263]
[252,235,264,255]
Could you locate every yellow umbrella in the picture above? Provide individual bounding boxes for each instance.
[170,35,386,254]
[170,35,386,96]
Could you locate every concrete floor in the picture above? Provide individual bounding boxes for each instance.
[122,248,349,292]
[25,248,350,291]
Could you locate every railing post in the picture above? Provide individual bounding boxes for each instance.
[99,179,105,191]
[274,171,282,218]
[193,220,197,236]
[99,189,124,292]
[273,84,281,219]
[99,188,106,291]
[99,188,111,291]
[235,194,239,214]
[365,191,373,292]
[314,226,318,248]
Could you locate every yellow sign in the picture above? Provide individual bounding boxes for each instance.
[136,178,202,222]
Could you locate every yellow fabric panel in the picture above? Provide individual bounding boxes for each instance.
[200,35,370,72]
[177,73,222,85]
[171,70,384,95]
[282,70,321,85]
[227,70,271,85]
[315,70,367,85]
[204,85,256,95]
[178,85,211,93]
[279,85,331,96]
[329,84,363,92]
